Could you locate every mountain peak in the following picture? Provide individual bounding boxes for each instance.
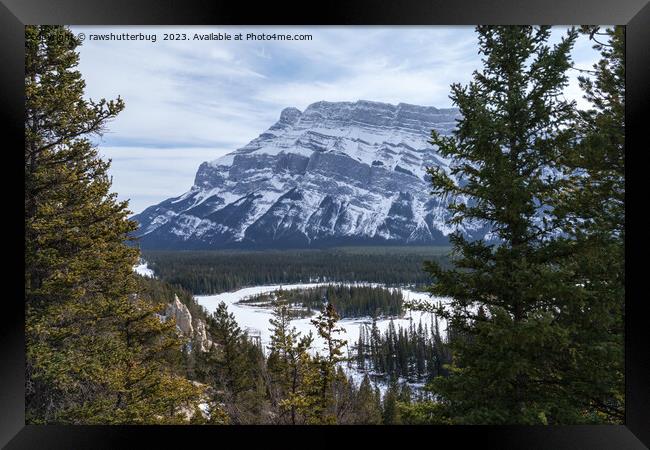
[294,99,459,134]
[301,99,454,113]
[278,106,302,124]
[132,100,478,250]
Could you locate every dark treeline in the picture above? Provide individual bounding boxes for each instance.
[241,284,404,318]
[355,316,451,383]
[142,248,451,294]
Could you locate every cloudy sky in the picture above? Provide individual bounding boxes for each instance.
[70,26,602,214]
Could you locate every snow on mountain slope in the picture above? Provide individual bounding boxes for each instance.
[132,100,488,249]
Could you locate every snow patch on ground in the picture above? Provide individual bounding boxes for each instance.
[133,260,154,278]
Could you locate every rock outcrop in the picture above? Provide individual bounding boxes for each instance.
[165,295,213,352]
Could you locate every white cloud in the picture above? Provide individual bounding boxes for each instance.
[71,26,604,214]
[99,146,231,214]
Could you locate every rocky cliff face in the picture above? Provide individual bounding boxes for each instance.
[133,100,488,249]
[165,295,213,352]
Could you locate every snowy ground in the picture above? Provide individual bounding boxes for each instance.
[195,282,450,358]
[133,260,155,277]
[196,282,450,394]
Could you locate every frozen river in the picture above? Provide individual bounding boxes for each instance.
[195,282,450,357]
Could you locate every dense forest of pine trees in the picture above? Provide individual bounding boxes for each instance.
[142,248,451,294]
[24,24,624,425]
[241,284,404,318]
[354,316,451,383]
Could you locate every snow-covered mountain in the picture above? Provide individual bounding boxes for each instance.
[132,100,488,249]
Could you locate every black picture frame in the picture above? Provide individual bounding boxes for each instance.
[2,0,648,448]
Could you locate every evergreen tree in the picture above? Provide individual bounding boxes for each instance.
[356,325,367,370]
[267,298,314,424]
[332,366,353,423]
[411,26,593,424]
[267,298,295,400]
[398,382,413,404]
[547,25,625,422]
[382,380,402,424]
[353,375,382,424]
[398,397,450,425]
[203,301,266,423]
[308,302,348,424]
[370,316,384,373]
[25,25,203,424]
